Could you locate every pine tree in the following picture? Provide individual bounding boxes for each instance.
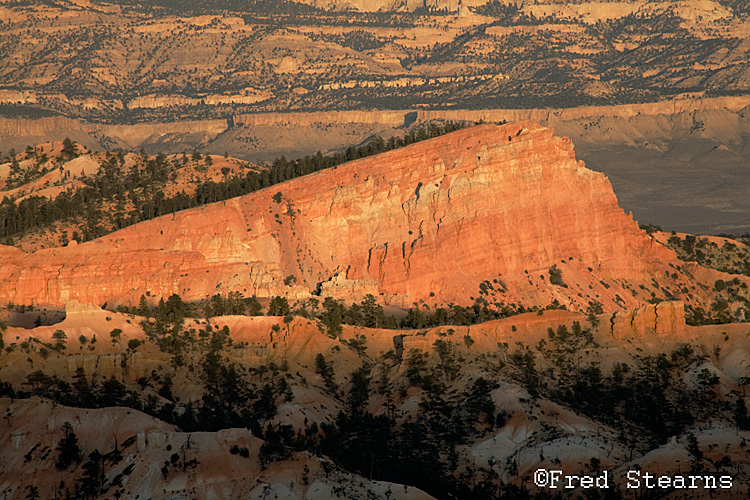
[56,422,81,470]
[61,138,77,160]
[138,295,151,317]
[78,449,103,498]
[734,397,749,431]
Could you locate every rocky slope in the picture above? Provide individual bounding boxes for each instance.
[0,398,435,500]
[1,0,748,120]
[0,297,748,499]
[0,141,259,251]
[2,122,745,313]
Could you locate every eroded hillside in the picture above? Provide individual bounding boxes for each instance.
[0,298,748,499]
[0,139,258,251]
[0,0,748,120]
[2,123,749,319]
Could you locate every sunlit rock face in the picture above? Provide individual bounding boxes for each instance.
[0,122,738,313]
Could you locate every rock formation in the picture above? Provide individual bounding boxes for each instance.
[1,293,749,499]
[3,121,743,312]
[610,301,688,340]
[0,397,436,500]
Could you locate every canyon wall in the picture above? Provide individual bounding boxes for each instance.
[2,95,747,157]
[230,95,750,130]
[0,116,90,138]
[418,95,750,126]
[232,109,409,127]
[98,119,229,149]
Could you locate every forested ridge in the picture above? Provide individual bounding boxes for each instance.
[0,122,475,246]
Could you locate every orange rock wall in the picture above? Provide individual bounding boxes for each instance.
[0,122,700,310]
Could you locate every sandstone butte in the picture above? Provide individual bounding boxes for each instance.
[0,121,744,311]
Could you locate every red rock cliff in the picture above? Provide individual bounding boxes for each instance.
[0,122,717,310]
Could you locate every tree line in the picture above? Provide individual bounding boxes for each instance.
[0,121,476,244]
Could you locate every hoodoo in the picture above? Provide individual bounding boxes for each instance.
[0,122,732,311]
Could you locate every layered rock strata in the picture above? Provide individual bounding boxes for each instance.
[0,122,737,310]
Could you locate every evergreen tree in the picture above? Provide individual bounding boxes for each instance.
[56,422,81,470]
[734,396,750,431]
[138,295,151,317]
[267,296,290,316]
[78,449,104,499]
[321,297,343,337]
[361,294,385,328]
[246,296,263,316]
[24,485,39,500]
[61,137,77,160]
[52,329,67,350]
